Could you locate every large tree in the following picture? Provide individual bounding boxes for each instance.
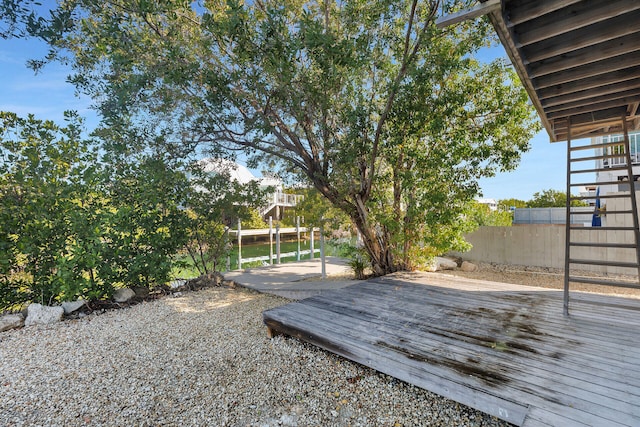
[527,189,588,208]
[6,0,540,274]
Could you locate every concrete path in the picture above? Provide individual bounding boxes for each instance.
[223,257,359,299]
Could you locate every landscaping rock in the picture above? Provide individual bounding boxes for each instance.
[447,255,463,267]
[437,257,458,271]
[25,304,64,326]
[0,314,24,332]
[186,272,225,290]
[424,261,438,273]
[223,280,237,289]
[113,288,136,303]
[61,299,85,315]
[461,261,478,272]
[170,279,187,289]
[132,286,149,298]
[425,257,458,272]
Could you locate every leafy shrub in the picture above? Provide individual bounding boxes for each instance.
[97,158,191,289]
[184,164,270,275]
[0,111,103,306]
[334,243,370,280]
[0,113,196,310]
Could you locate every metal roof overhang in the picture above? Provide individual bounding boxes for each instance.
[476,0,640,142]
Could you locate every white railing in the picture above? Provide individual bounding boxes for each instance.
[258,191,303,216]
[598,134,640,168]
[230,222,321,270]
[241,249,320,264]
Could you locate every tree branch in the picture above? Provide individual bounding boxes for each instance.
[365,0,438,200]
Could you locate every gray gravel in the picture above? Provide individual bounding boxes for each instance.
[441,262,640,298]
[0,287,509,427]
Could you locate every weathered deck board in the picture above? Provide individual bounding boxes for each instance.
[262,272,640,426]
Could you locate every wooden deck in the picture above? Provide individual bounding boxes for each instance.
[262,272,640,426]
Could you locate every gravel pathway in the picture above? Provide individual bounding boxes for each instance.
[440,262,640,298]
[1,287,509,427]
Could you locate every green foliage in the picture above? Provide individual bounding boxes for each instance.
[332,242,370,280]
[1,112,263,310]
[467,201,512,228]
[241,210,267,229]
[527,189,588,208]
[346,250,369,281]
[499,198,527,209]
[0,0,38,38]
[97,158,192,289]
[8,0,541,275]
[183,165,269,275]
[0,111,103,306]
[182,219,229,276]
[284,187,352,237]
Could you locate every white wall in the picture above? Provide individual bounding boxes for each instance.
[451,193,640,274]
[451,225,566,269]
[453,224,638,275]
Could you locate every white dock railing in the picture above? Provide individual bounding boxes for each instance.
[240,249,320,264]
[229,217,321,270]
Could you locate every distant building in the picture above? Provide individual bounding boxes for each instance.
[197,157,280,188]
[577,185,597,207]
[196,158,302,220]
[476,198,498,211]
[592,131,640,195]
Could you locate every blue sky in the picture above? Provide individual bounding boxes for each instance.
[1,37,98,127]
[1,31,576,202]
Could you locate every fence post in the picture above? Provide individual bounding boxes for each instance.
[320,222,326,278]
[225,227,231,272]
[269,216,273,265]
[276,222,281,264]
[237,218,242,270]
[296,216,301,261]
[310,227,315,260]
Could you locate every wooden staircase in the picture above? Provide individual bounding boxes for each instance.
[564,116,640,315]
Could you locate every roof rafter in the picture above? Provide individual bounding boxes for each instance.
[438,0,640,141]
[435,0,500,29]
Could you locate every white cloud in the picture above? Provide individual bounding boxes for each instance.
[0,50,26,66]
[11,75,72,92]
[0,103,56,117]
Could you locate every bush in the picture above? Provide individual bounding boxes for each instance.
[333,242,370,280]
[0,111,104,306]
[0,113,194,310]
[0,112,272,310]
[97,158,191,289]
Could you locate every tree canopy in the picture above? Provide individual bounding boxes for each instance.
[499,198,527,209]
[3,0,541,274]
[467,201,512,227]
[527,189,587,208]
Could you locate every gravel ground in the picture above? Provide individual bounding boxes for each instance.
[1,286,509,427]
[440,262,640,298]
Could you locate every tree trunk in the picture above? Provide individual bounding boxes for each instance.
[313,181,398,276]
[351,197,398,276]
